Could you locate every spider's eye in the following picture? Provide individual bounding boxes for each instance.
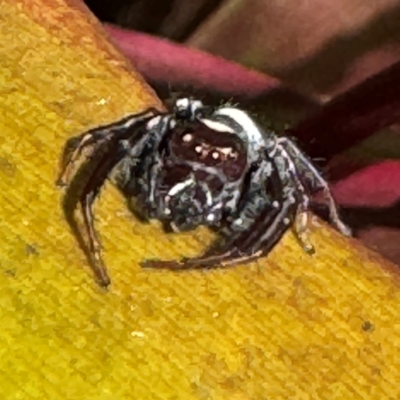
[195,145,204,154]
[181,133,194,143]
[218,147,238,160]
[169,121,247,181]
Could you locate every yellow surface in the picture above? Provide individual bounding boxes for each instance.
[1,1,400,399]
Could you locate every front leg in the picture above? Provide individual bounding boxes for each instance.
[142,160,299,270]
[276,136,351,237]
[60,111,169,286]
[57,108,159,186]
[141,193,298,270]
[79,149,126,286]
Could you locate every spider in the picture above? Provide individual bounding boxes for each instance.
[58,97,351,287]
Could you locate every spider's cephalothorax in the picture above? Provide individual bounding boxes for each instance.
[59,98,351,286]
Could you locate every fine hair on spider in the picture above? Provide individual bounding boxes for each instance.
[58,97,351,287]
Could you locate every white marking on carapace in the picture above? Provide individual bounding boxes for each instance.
[214,107,264,145]
[200,118,235,133]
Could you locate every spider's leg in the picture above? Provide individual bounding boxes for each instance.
[142,193,298,270]
[58,108,159,186]
[208,146,315,260]
[78,145,128,287]
[231,192,297,255]
[142,160,299,270]
[224,146,315,258]
[276,137,351,236]
[276,151,315,254]
[68,114,172,286]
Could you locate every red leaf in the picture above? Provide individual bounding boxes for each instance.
[105,24,400,187]
[331,160,400,207]
[287,61,400,161]
[331,161,400,265]
[104,24,280,98]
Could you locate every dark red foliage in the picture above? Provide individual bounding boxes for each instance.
[104,24,280,98]
[331,161,400,207]
[329,161,400,265]
[287,61,400,160]
[105,24,400,164]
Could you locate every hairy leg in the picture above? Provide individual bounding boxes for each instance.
[276,137,351,236]
[58,109,158,186]
[79,146,127,286]
[142,160,299,270]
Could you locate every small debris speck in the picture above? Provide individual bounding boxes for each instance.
[4,269,16,277]
[362,321,374,332]
[130,331,145,338]
[96,98,108,105]
[26,243,39,256]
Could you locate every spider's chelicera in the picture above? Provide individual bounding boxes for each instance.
[59,98,351,286]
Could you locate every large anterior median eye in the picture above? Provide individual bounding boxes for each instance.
[209,146,239,161]
[181,132,194,143]
[169,121,248,181]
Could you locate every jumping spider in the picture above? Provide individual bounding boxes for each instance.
[59,98,351,287]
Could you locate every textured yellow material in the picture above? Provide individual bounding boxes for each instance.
[1,1,400,399]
